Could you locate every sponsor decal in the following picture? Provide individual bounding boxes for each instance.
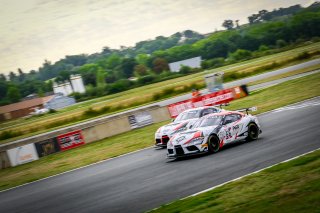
[57,130,85,151]
[35,137,60,157]
[176,136,186,143]
[128,111,153,129]
[7,144,39,167]
[233,125,240,130]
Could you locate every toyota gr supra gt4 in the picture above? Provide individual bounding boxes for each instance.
[155,106,226,148]
[167,108,262,158]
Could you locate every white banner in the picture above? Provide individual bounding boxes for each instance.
[7,144,39,167]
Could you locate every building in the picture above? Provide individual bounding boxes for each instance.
[0,96,54,121]
[70,74,86,94]
[53,81,73,96]
[168,56,202,72]
[44,94,76,110]
[53,74,85,96]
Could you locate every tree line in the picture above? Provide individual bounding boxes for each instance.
[0,2,319,105]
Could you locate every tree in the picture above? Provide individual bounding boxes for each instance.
[106,54,122,69]
[55,70,70,83]
[0,74,6,81]
[120,58,137,78]
[152,58,169,74]
[17,68,26,82]
[9,71,17,82]
[135,54,150,65]
[102,46,112,55]
[0,81,7,100]
[96,68,106,88]
[7,85,21,102]
[222,20,234,30]
[235,20,240,28]
[134,64,148,77]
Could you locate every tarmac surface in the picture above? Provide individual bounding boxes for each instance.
[0,97,319,213]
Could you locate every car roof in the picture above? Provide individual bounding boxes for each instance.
[205,110,244,117]
[182,106,219,113]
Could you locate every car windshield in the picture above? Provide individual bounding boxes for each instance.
[175,110,201,122]
[194,115,223,128]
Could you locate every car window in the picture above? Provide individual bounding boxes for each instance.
[175,110,201,122]
[224,114,241,124]
[201,108,219,117]
[196,115,223,127]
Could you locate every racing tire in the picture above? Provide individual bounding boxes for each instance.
[208,135,220,154]
[246,123,259,141]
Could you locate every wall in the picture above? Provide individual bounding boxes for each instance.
[0,105,171,169]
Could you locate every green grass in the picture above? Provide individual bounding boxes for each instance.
[0,72,319,191]
[248,63,320,86]
[224,72,320,114]
[149,149,320,213]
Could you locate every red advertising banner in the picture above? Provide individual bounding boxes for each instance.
[57,130,85,151]
[168,89,234,118]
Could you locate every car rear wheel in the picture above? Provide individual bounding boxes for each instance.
[208,135,220,154]
[246,123,259,141]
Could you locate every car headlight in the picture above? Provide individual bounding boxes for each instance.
[189,137,204,145]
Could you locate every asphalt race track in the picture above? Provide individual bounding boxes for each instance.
[1,98,320,213]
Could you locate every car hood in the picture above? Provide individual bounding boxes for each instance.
[156,118,199,136]
[170,125,219,146]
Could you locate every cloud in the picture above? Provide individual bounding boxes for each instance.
[0,0,312,74]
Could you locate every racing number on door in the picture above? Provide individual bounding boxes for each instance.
[225,130,232,140]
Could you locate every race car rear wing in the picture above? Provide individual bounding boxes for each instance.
[236,106,257,115]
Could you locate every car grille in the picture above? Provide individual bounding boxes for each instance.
[186,145,199,152]
[155,139,161,144]
[168,149,174,154]
[174,145,184,155]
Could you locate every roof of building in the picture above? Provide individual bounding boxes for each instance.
[0,96,54,114]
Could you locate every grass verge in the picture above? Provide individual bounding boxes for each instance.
[0,72,319,191]
[149,149,320,213]
[247,63,320,86]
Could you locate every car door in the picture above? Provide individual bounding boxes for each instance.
[222,114,241,143]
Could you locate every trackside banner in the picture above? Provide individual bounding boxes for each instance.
[168,86,248,118]
[7,144,39,167]
[57,130,85,151]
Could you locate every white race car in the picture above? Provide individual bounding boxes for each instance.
[155,106,225,148]
[167,108,262,158]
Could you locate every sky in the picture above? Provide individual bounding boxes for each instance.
[0,0,313,75]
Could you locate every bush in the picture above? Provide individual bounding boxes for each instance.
[180,65,192,74]
[296,51,311,60]
[49,109,57,113]
[137,75,156,85]
[201,58,225,69]
[258,45,269,52]
[276,39,288,48]
[229,49,252,61]
[0,130,23,140]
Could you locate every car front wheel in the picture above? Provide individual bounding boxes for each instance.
[208,135,220,154]
[246,123,259,141]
